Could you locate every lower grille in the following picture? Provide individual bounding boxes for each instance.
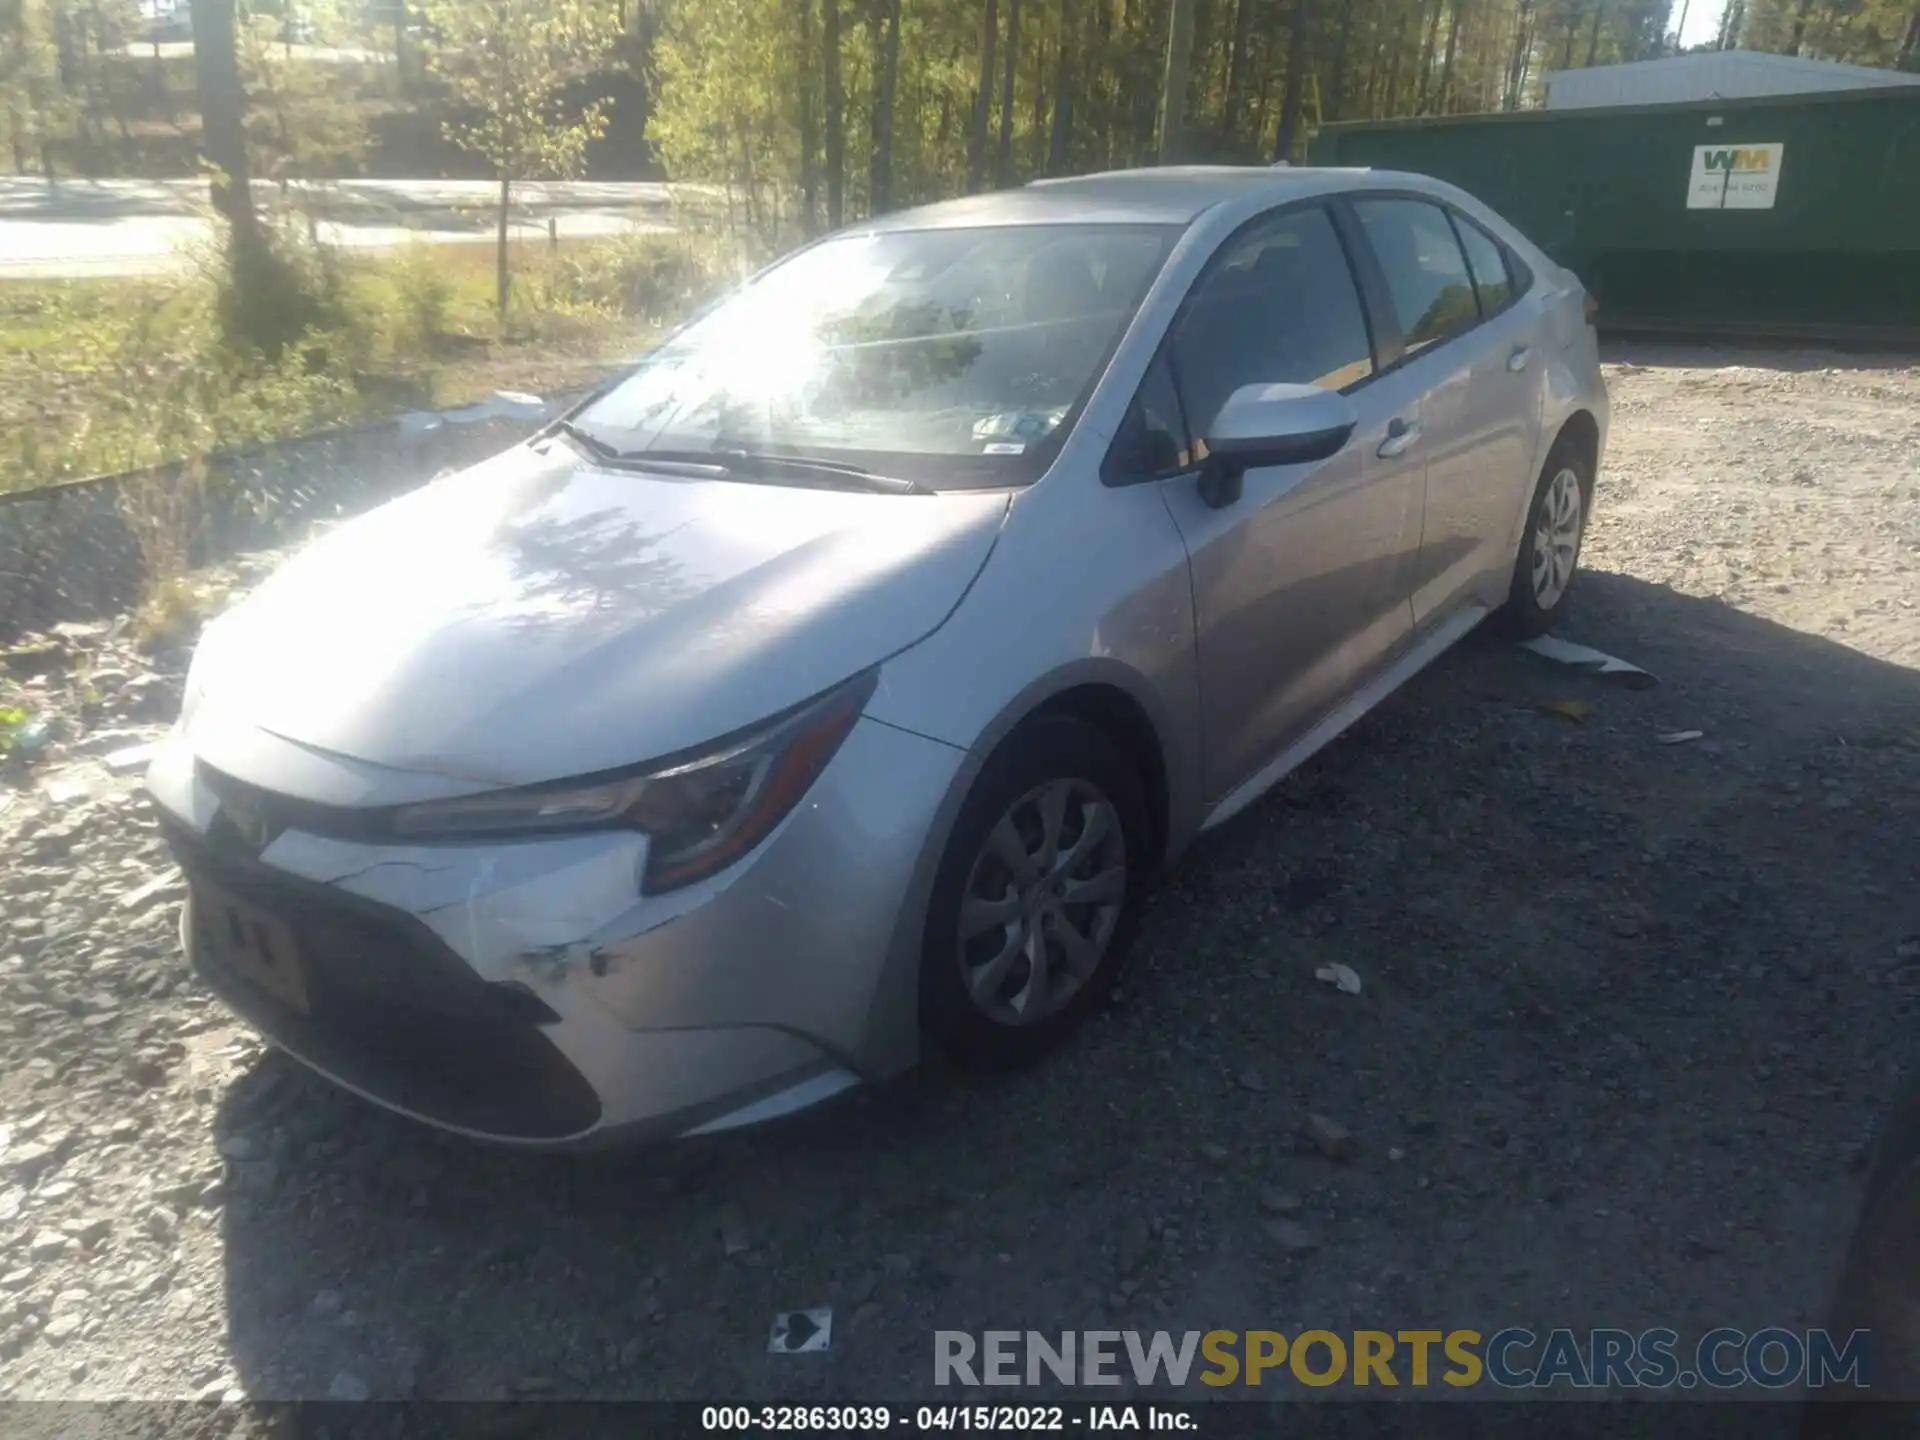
[160,815,602,1141]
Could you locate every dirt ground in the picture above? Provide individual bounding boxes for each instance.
[1,342,1917,1417]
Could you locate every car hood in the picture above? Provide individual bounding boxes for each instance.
[186,440,1009,790]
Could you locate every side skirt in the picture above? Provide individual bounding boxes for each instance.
[1199,603,1491,833]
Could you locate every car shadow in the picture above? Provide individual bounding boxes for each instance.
[212,570,1920,1409]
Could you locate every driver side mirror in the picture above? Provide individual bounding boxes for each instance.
[1196,383,1360,509]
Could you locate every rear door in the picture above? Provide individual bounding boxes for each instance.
[1344,195,1546,628]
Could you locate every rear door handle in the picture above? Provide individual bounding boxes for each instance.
[1507,346,1532,372]
[1377,418,1420,459]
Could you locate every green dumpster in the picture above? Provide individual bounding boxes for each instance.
[1309,87,1920,341]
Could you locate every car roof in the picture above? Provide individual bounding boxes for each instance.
[856,165,1393,232]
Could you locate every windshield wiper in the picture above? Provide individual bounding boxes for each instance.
[555,423,923,495]
[639,446,927,495]
[551,420,726,476]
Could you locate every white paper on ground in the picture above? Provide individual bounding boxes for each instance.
[1518,635,1657,690]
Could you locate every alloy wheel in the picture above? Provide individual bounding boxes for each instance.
[956,777,1127,1027]
[1531,465,1584,609]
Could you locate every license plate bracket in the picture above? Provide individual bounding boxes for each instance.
[193,879,310,1015]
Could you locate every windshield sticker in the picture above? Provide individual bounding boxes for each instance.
[982,442,1026,455]
[973,408,1068,443]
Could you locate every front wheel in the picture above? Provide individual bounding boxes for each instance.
[1497,442,1593,638]
[919,716,1148,1071]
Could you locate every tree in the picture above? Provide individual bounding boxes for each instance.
[1045,0,1074,173]
[420,0,621,313]
[1219,0,1254,145]
[239,0,371,192]
[996,0,1019,184]
[869,0,900,210]
[644,0,1696,217]
[2,0,76,180]
[1159,0,1194,162]
[799,0,818,232]
[1273,0,1308,160]
[193,0,256,243]
[823,0,843,225]
[965,0,997,191]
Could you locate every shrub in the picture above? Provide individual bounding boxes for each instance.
[389,240,456,351]
[525,231,734,326]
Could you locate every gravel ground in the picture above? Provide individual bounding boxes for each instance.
[1,343,1917,1414]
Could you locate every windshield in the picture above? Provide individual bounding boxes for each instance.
[572,223,1180,489]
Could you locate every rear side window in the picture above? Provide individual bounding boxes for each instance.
[1451,213,1515,315]
[1167,205,1375,435]
[1352,198,1481,356]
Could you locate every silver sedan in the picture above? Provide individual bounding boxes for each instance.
[147,166,1608,1147]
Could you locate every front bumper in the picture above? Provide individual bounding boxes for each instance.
[148,714,969,1148]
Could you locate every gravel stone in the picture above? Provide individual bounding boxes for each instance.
[0,349,1914,1402]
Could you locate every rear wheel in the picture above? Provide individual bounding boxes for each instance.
[1497,441,1592,638]
[919,716,1147,1071]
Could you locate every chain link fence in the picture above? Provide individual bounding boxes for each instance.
[0,392,577,644]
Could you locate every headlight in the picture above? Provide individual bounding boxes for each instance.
[389,670,877,894]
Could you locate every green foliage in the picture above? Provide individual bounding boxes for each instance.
[422,0,623,181]
[388,241,457,350]
[417,0,624,308]
[526,231,734,326]
[643,0,1902,222]
[44,276,362,481]
[239,0,375,184]
[0,0,75,167]
[1735,0,1918,66]
[1,232,684,495]
[0,704,28,756]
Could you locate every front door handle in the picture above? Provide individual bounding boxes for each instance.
[1377,418,1420,459]
[1507,346,1532,372]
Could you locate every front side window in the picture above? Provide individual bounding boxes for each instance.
[1167,205,1375,437]
[1105,351,1193,483]
[1353,198,1482,356]
[1451,213,1515,315]
[572,223,1179,488]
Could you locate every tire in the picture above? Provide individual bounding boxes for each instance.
[1799,1074,1920,1437]
[1495,439,1594,639]
[919,715,1149,1072]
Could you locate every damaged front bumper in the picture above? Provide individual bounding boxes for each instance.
[145,715,969,1148]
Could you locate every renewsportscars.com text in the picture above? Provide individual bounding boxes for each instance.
[934,1328,1870,1390]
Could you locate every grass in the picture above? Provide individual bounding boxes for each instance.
[0,227,734,495]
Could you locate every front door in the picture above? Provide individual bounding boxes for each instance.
[1148,203,1423,802]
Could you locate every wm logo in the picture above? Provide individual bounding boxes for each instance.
[1703,147,1772,172]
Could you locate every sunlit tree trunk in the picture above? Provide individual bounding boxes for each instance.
[824,0,843,226]
[1046,0,1076,173]
[1158,0,1194,161]
[192,0,255,246]
[870,0,899,213]
[1788,0,1815,51]
[1418,0,1444,108]
[496,174,511,313]
[1273,0,1308,160]
[1439,0,1465,109]
[1221,0,1254,140]
[996,0,1019,185]
[1328,0,1355,118]
[966,0,998,190]
[799,0,818,233]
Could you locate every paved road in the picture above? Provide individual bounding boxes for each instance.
[113,39,387,63]
[0,178,679,278]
